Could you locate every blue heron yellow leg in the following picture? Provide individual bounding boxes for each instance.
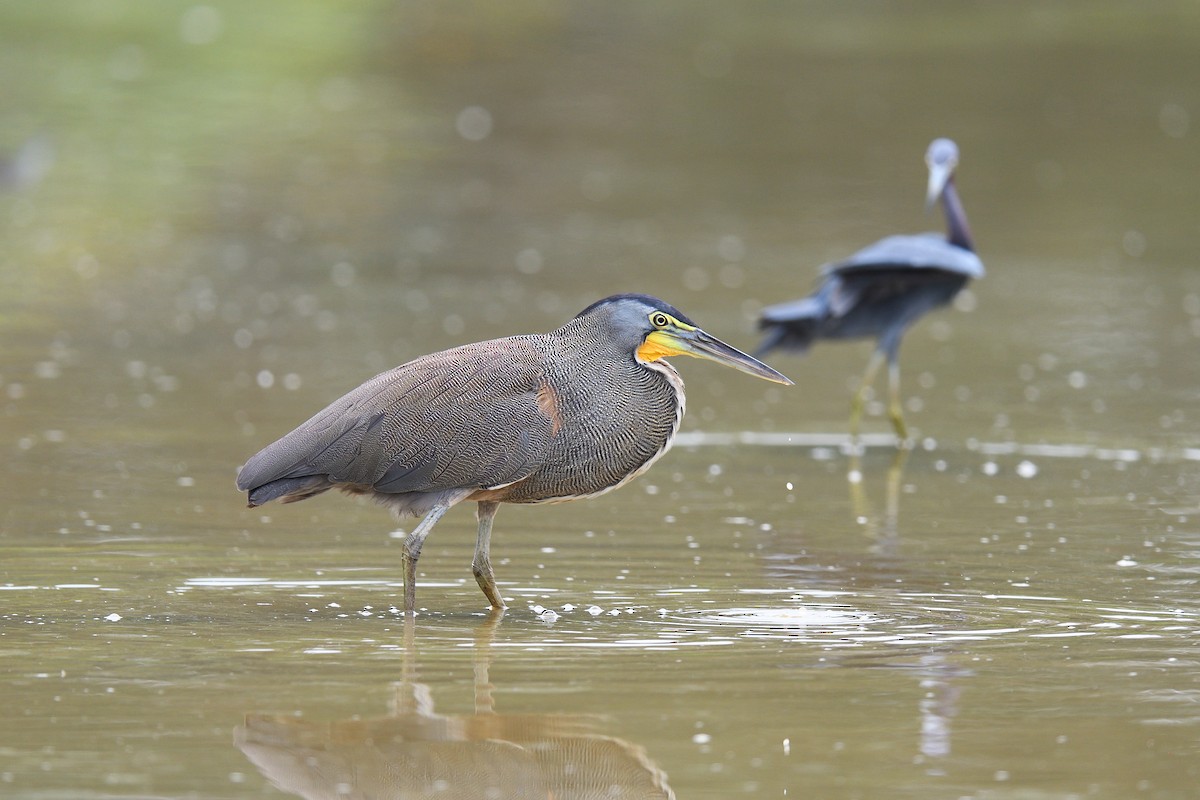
[472,500,505,610]
[850,350,886,439]
[886,360,910,444]
[403,504,450,613]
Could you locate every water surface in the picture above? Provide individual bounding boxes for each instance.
[2,2,1199,798]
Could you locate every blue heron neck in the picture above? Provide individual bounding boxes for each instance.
[941,177,975,252]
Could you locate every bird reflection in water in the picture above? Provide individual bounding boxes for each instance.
[847,447,910,559]
[845,650,968,772]
[760,444,916,592]
[235,613,675,799]
[914,652,966,766]
[842,449,968,770]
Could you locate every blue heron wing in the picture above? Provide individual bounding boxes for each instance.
[821,234,984,317]
[826,233,985,279]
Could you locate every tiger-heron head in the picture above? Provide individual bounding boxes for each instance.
[580,294,793,385]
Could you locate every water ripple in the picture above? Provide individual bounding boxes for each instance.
[673,431,1200,464]
[655,591,1200,648]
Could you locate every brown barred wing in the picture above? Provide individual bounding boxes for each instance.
[235,335,556,505]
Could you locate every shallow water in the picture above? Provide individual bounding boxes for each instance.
[3,2,1200,798]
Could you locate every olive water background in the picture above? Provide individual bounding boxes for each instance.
[2,2,1199,798]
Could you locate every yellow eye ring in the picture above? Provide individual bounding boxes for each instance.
[650,312,670,328]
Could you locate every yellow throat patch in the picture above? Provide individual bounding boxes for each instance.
[636,330,686,363]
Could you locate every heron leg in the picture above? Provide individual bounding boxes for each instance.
[850,350,886,440]
[886,358,910,445]
[403,504,450,614]
[472,501,506,610]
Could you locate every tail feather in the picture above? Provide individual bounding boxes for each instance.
[755,319,817,356]
[756,290,830,356]
[245,475,334,508]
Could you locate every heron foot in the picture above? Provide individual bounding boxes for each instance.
[472,559,506,610]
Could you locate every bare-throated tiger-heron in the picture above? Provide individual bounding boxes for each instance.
[237,294,792,613]
[756,138,984,443]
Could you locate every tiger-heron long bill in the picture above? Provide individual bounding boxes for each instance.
[237,294,792,613]
[756,137,984,443]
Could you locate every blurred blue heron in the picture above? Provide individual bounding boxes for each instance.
[756,138,984,442]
